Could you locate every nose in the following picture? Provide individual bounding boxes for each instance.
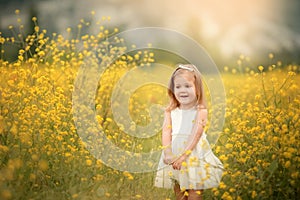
[179,87,187,93]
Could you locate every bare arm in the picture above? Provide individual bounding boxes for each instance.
[172,108,208,169]
[161,111,174,164]
[182,108,207,156]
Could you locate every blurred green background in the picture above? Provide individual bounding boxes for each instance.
[1,0,300,67]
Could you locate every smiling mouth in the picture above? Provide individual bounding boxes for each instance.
[180,95,188,98]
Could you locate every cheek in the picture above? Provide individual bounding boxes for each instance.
[174,89,181,96]
[188,87,196,94]
[174,87,181,93]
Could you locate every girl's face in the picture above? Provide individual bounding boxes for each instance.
[173,73,197,109]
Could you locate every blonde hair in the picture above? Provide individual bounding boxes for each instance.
[166,64,206,111]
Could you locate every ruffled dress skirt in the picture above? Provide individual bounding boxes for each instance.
[154,133,224,190]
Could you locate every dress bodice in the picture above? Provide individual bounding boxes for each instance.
[171,107,197,136]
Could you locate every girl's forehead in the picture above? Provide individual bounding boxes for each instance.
[173,72,195,82]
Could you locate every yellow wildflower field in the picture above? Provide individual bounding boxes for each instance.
[0,13,299,200]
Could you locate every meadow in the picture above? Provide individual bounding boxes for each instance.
[0,11,299,200]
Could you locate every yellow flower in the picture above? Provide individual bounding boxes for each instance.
[123,171,134,180]
[251,191,257,198]
[284,161,291,168]
[185,150,192,155]
[283,152,292,159]
[34,26,39,32]
[29,173,36,181]
[229,188,236,193]
[225,143,233,149]
[219,181,226,189]
[219,155,228,162]
[0,145,9,153]
[65,152,72,157]
[31,154,39,161]
[258,65,264,72]
[38,160,49,171]
[221,192,233,200]
[184,191,189,196]
[1,189,12,199]
[291,171,299,179]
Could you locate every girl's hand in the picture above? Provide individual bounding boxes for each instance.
[172,155,187,170]
[163,154,174,165]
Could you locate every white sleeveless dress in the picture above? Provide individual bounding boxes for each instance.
[154,108,224,190]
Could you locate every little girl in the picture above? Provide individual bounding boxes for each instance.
[155,64,224,200]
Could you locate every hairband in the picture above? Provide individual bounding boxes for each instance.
[176,64,194,72]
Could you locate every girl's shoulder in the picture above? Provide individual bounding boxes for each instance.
[196,104,207,110]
